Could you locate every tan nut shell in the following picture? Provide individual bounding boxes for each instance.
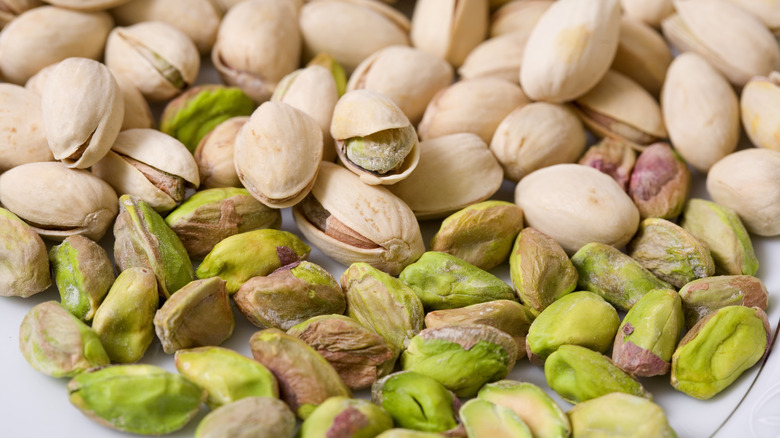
[388,133,503,220]
[115,75,155,131]
[723,0,780,34]
[620,0,674,28]
[612,18,673,97]
[0,84,53,172]
[0,162,118,241]
[490,0,553,37]
[194,117,246,189]
[459,31,529,84]
[0,0,41,29]
[410,0,489,68]
[45,0,130,11]
[661,53,739,172]
[741,73,780,152]
[293,162,425,276]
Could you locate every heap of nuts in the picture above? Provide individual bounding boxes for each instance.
[1,0,779,436]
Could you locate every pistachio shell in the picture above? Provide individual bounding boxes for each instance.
[195,397,295,438]
[679,275,769,328]
[722,0,780,33]
[0,0,41,29]
[306,52,348,97]
[0,207,51,298]
[612,18,673,96]
[115,75,155,131]
[49,235,114,321]
[458,31,528,84]
[45,0,129,10]
[194,116,246,189]
[489,0,553,37]
[410,0,489,68]
[620,0,674,28]
[568,393,676,438]
[741,73,780,152]
[0,84,53,171]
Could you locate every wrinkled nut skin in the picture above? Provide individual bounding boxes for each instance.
[568,393,677,438]
[578,136,636,191]
[0,84,53,171]
[195,396,296,438]
[679,275,769,329]
[410,0,488,68]
[371,371,460,433]
[629,143,691,220]
[0,207,51,298]
[19,301,110,378]
[460,398,532,438]
[194,116,247,189]
[299,396,394,438]
[477,380,571,438]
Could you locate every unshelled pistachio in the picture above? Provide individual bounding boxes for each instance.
[410,0,488,68]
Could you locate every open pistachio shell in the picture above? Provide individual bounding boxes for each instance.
[0,84,53,171]
[49,235,114,321]
[410,0,488,68]
[0,207,50,298]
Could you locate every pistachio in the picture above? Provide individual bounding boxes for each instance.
[115,75,154,131]
[460,399,532,438]
[43,0,129,10]
[0,207,50,298]
[410,0,488,68]
[741,73,780,152]
[49,235,114,321]
[193,116,245,189]
[612,17,673,97]
[19,301,109,378]
[376,430,445,438]
[91,267,158,363]
[0,0,40,29]
[299,396,393,438]
[458,31,528,84]
[578,137,636,191]
[568,393,677,438]
[0,84,53,171]
[679,275,769,329]
[478,380,570,438]
[671,306,771,399]
[489,0,553,37]
[722,0,780,34]
[620,0,674,28]
[372,371,460,434]
[307,52,348,97]
[195,397,296,438]
[628,143,691,220]
[68,364,206,435]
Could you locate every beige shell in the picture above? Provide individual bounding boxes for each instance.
[661,53,739,172]
[292,161,424,276]
[194,116,246,189]
[347,45,454,125]
[514,164,640,254]
[0,84,53,172]
[741,73,780,152]
[387,133,504,220]
[41,58,124,169]
[0,7,113,84]
[490,103,587,182]
[115,75,154,131]
[458,31,529,84]
[490,0,553,37]
[662,0,780,87]
[23,63,55,95]
[0,161,118,241]
[235,102,323,209]
[410,0,488,68]
[212,0,300,103]
[620,0,674,28]
[520,0,621,103]
[418,77,529,144]
[722,0,780,34]
[44,0,130,10]
[0,0,41,29]
[105,21,200,101]
[611,18,673,97]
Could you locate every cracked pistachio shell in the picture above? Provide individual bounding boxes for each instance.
[490,1,552,37]
[662,0,779,87]
[627,218,714,288]
[410,0,488,68]
[679,275,768,329]
[165,187,281,259]
[300,396,393,438]
[106,21,200,101]
[196,229,310,294]
[154,277,234,353]
[376,431,445,438]
[544,344,651,404]
[114,195,194,298]
[115,75,154,131]
[430,200,524,271]
[0,162,118,241]
[93,129,201,212]
[578,137,637,191]
[388,133,503,219]
[478,380,570,438]
[612,289,684,377]
[250,328,351,419]
[621,0,674,28]
[49,235,114,321]
[193,116,245,189]
[526,291,619,363]
[491,102,587,182]
[520,0,621,103]
[401,324,518,397]
[510,228,577,315]
[460,399,532,438]
[372,371,460,433]
[195,397,296,438]
[68,364,206,435]
[0,207,50,297]
[174,346,278,409]
[235,102,323,208]
[459,31,529,84]
[671,306,770,399]
[629,143,691,220]
[293,162,425,275]
[569,393,676,438]
[92,267,158,363]
[612,18,673,97]
[742,73,780,152]
[288,314,395,390]
[0,84,52,171]
[572,242,671,311]
[19,301,109,378]
[235,261,346,330]
[342,262,424,353]
[399,251,516,311]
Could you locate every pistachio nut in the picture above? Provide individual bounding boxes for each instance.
[192,114,244,189]
[92,129,201,212]
[49,235,114,321]
[491,102,587,181]
[578,137,636,191]
[113,194,194,298]
[19,301,109,378]
[160,85,255,153]
[544,344,651,404]
[458,31,528,84]
[460,399,532,438]
[568,393,677,438]
[612,289,684,377]
[21,61,53,94]
[235,261,345,330]
[43,0,129,10]
[723,0,780,34]
[627,218,715,288]
[91,267,159,363]
[707,148,780,236]
[478,380,570,438]
[249,328,351,419]
[376,430,446,438]
[0,84,53,171]
[174,346,278,409]
[628,143,691,220]
[212,0,300,102]
[679,275,769,329]
[165,187,282,259]
[430,200,524,271]
[307,52,348,97]
[115,75,155,131]
[235,102,323,207]
[68,364,206,435]
[288,314,395,390]
[0,6,113,84]
[195,396,296,438]
[196,228,310,294]
[299,396,393,438]
[410,0,488,68]
[372,371,460,433]
[671,306,771,399]
[489,0,553,37]
[515,164,640,254]
[620,0,674,28]
[0,162,118,241]
[105,21,200,101]
[612,17,673,97]
[0,207,50,298]
[572,242,671,311]
[388,133,503,219]
[401,324,518,397]
[742,73,780,152]
[0,0,40,29]
[293,162,425,276]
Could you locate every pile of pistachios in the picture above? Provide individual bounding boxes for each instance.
[2,0,780,436]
